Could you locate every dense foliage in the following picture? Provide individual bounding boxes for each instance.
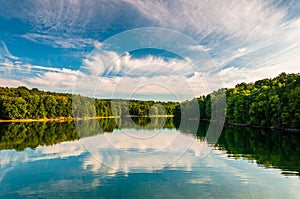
[0,86,178,120]
[179,73,300,129]
[225,73,300,128]
[0,87,72,119]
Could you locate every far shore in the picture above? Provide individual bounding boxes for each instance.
[0,115,174,123]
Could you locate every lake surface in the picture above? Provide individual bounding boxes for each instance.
[0,117,300,198]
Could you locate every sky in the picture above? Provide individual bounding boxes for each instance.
[0,0,299,101]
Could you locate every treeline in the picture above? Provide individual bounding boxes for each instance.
[0,86,179,120]
[0,87,72,119]
[179,73,300,129]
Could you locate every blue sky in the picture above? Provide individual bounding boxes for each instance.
[0,0,299,101]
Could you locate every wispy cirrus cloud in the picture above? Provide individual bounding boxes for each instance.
[21,33,100,49]
[126,0,288,40]
[126,0,300,80]
[187,44,211,52]
[98,52,193,78]
[1,41,19,60]
[0,0,150,36]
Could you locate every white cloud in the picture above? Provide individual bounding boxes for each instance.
[102,53,193,78]
[21,33,99,49]
[0,60,85,93]
[213,47,251,68]
[81,50,119,76]
[81,48,191,80]
[1,41,19,60]
[27,69,79,88]
[212,64,299,90]
[95,74,206,100]
[187,44,211,52]
[74,50,213,100]
[0,78,27,88]
[126,0,300,81]
[126,0,287,40]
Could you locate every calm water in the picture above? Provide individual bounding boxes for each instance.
[0,118,300,199]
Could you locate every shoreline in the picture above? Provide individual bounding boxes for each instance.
[223,121,300,133]
[0,116,119,123]
[190,118,300,133]
[1,116,298,132]
[0,115,174,123]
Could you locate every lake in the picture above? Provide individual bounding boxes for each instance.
[0,117,299,198]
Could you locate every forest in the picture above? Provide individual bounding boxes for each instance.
[0,86,178,120]
[225,72,300,128]
[179,72,300,129]
[0,72,299,129]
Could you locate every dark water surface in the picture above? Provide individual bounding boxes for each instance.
[0,118,299,198]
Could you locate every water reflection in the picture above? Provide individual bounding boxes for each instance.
[0,119,210,176]
[80,128,210,174]
[0,117,300,177]
[1,118,300,198]
[0,117,175,151]
[0,122,79,151]
[216,125,300,176]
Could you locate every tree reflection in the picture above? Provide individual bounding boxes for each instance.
[0,122,79,151]
[1,118,299,176]
[216,125,300,176]
[0,117,176,151]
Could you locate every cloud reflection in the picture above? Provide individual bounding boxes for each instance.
[0,128,213,178]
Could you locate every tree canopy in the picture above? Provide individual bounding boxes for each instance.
[178,73,300,129]
[0,87,178,120]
